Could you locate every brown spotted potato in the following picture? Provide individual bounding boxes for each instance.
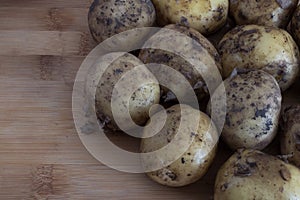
[214,149,300,200]
[88,0,156,43]
[152,0,229,35]
[86,53,160,131]
[139,24,223,103]
[219,25,300,91]
[141,104,218,187]
[230,0,298,28]
[208,70,282,150]
[281,105,300,168]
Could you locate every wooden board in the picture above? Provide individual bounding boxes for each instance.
[0,1,299,199]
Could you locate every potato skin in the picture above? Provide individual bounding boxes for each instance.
[141,104,218,187]
[214,149,300,200]
[291,5,300,47]
[89,53,160,131]
[88,0,156,43]
[139,24,222,102]
[152,0,229,35]
[209,70,282,150]
[281,105,300,168]
[219,25,300,91]
[230,0,298,28]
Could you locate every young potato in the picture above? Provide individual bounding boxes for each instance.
[141,104,218,187]
[214,149,300,200]
[151,0,229,35]
[139,24,223,103]
[87,53,160,131]
[281,105,300,168]
[230,0,298,28]
[219,25,300,91]
[88,0,156,43]
[208,70,282,150]
[291,5,300,47]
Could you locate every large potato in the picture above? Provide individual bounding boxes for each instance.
[139,24,223,103]
[141,104,218,187]
[214,149,300,200]
[230,0,298,28]
[281,105,300,168]
[291,5,300,47]
[208,70,282,150]
[88,0,156,43]
[219,25,300,91]
[152,0,229,35]
[86,53,160,131]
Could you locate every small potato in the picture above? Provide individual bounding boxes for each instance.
[139,24,223,103]
[219,25,300,91]
[280,105,300,168]
[88,0,156,43]
[152,0,229,35]
[230,0,298,28]
[208,70,282,150]
[291,5,300,47]
[214,149,300,200]
[141,104,218,187]
[86,53,160,131]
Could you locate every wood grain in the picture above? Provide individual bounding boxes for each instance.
[0,0,299,199]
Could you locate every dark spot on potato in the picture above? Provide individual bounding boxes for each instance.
[187,173,191,176]
[113,68,123,75]
[254,105,271,119]
[166,171,177,181]
[279,168,291,181]
[246,157,257,168]
[265,119,273,131]
[234,163,252,177]
[220,183,228,191]
[180,16,189,26]
[181,157,185,164]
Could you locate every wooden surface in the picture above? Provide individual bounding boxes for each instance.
[0,1,299,199]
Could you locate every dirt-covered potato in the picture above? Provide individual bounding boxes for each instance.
[219,25,300,91]
[86,53,160,131]
[151,0,229,35]
[88,0,156,43]
[139,24,223,103]
[281,105,300,168]
[208,70,282,150]
[141,104,218,187]
[214,149,300,200]
[291,5,300,47]
[230,0,298,28]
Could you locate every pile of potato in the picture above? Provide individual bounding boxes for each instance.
[88,0,300,198]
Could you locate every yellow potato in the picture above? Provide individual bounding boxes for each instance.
[215,149,300,200]
[152,0,229,35]
[141,104,218,187]
[219,25,300,91]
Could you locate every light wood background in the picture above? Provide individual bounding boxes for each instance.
[0,1,299,199]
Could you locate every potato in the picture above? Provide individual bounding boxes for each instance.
[139,24,223,103]
[141,104,218,187]
[86,52,160,131]
[208,70,282,150]
[291,5,300,47]
[219,25,300,91]
[214,149,300,200]
[280,105,300,168]
[230,0,298,28]
[88,0,156,43]
[151,0,229,35]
